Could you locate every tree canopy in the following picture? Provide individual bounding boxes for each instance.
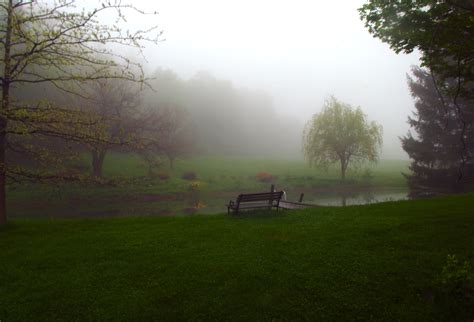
[303,97,383,181]
[359,0,474,88]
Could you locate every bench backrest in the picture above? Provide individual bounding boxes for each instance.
[236,191,283,204]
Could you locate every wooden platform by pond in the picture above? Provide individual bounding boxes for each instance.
[279,200,320,210]
[270,185,320,210]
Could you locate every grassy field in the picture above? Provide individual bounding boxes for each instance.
[100,154,409,189]
[1,193,473,321]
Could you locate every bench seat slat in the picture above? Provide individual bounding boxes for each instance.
[238,197,279,202]
[239,193,282,199]
[229,202,279,209]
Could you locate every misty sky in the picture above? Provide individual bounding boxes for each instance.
[119,0,420,159]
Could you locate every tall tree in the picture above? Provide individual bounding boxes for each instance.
[303,97,383,181]
[402,67,474,194]
[359,0,474,178]
[0,0,160,224]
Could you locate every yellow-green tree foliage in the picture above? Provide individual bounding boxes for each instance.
[303,97,383,180]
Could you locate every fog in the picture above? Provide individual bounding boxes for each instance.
[109,0,420,159]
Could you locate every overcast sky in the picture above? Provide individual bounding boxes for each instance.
[118,0,420,159]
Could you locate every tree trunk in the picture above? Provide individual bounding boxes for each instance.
[341,193,347,207]
[148,163,153,177]
[0,0,13,225]
[91,149,107,177]
[340,158,347,181]
[168,156,174,169]
[0,119,7,226]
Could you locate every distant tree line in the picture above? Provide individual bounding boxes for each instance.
[12,67,305,180]
[143,69,303,158]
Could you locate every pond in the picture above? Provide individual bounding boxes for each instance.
[298,189,408,206]
[9,188,408,218]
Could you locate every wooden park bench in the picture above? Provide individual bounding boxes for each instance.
[227,191,284,214]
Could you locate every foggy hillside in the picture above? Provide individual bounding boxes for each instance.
[143,68,304,158]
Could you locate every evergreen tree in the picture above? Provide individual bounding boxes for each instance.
[401,67,474,195]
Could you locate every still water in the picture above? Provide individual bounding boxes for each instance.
[301,190,407,206]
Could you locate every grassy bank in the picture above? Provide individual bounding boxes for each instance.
[1,194,473,321]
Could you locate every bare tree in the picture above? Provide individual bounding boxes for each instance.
[158,105,195,169]
[135,104,195,175]
[84,79,141,177]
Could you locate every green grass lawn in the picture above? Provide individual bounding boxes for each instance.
[1,194,473,321]
[100,154,409,188]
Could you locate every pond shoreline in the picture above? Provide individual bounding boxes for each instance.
[8,186,409,218]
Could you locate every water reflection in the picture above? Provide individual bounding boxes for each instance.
[303,190,407,207]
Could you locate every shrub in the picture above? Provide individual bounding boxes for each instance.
[187,181,203,191]
[181,171,197,180]
[436,254,473,297]
[434,254,474,317]
[157,171,170,181]
[256,172,273,183]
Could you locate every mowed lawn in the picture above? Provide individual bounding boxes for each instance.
[1,194,473,321]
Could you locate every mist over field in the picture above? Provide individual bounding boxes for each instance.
[2,1,474,320]
[122,0,420,159]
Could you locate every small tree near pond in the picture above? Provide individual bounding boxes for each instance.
[303,96,383,181]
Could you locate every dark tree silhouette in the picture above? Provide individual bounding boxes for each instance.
[401,67,474,195]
